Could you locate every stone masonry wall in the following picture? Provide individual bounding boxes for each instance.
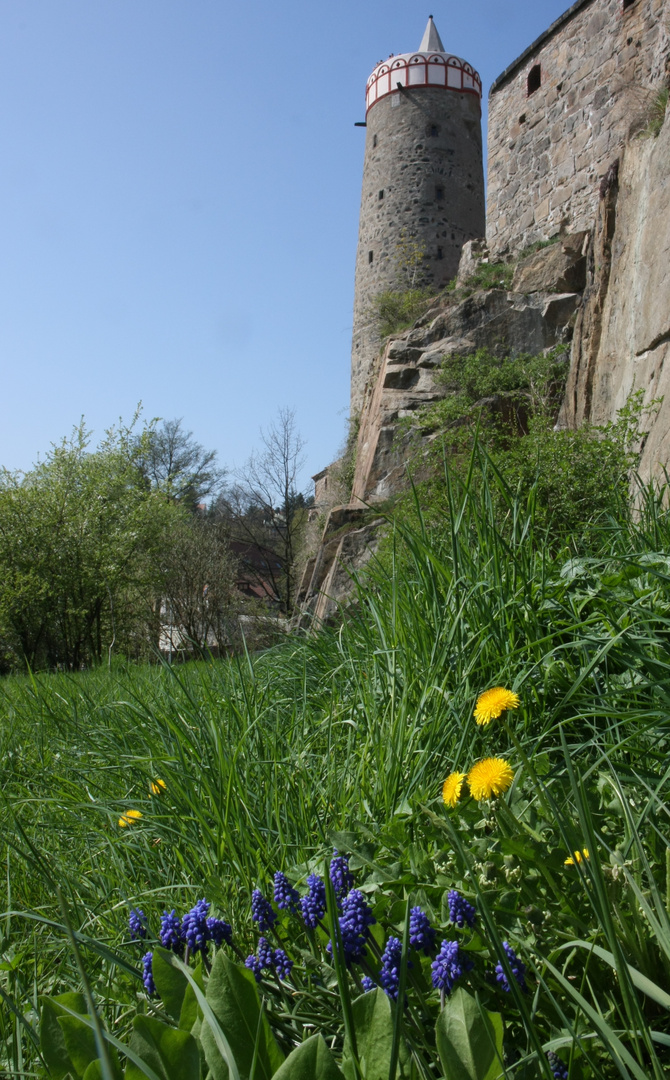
[351,86,485,415]
[487,0,669,256]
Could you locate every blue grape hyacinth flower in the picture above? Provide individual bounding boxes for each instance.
[495,940,527,992]
[546,1052,569,1079]
[182,899,211,955]
[245,953,263,983]
[160,910,184,954]
[272,948,293,979]
[251,889,277,932]
[380,936,411,1000]
[129,908,147,940]
[409,906,436,955]
[273,871,300,913]
[301,874,326,929]
[330,851,354,900]
[142,952,156,996]
[447,890,477,929]
[431,939,472,994]
[206,916,232,947]
[335,889,376,963]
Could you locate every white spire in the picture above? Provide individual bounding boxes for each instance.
[419,15,445,52]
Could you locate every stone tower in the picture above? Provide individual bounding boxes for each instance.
[351,17,485,414]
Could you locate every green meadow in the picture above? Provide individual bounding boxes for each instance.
[2,457,670,1079]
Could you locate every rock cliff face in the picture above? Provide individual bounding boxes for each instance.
[351,259,581,506]
[300,114,670,625]
[559,116,670,479]
[298,244,584,625]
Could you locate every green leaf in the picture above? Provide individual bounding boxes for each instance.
[125,1015,201,1080]
[82,1062,113,1080]
[271,1035,345,1079]
[341,989,410,1080]
[435,988,504,1080]
[179,962,205,1031]
[152,949,190,1022]
[199,951,283,1080]
[58,1015,98,1078]
[40,995,87,1080]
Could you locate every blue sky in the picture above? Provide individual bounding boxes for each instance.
[0,0,571,489]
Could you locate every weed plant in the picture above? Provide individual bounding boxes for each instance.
[1,449,670,1077]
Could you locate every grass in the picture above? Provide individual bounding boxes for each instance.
[2,448,670,1076]
[640,86,669,139]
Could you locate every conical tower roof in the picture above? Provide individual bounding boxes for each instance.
[419,15,445,53]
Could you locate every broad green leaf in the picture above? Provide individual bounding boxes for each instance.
[435,988,504,1080]
[125,1015,200,1080]
[199,951,283,1080]
[58,1016,121,1080]
[40,995,86,1080]
[341,988,410,1080]
[82,1062,112,1080]
[271,1035,345,1079]
[178,962,205,1031]
[152,948,189,1022]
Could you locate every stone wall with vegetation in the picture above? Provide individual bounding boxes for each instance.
[486,0,669,256]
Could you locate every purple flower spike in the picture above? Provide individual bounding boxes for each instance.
[409,907,436,955]
[332,889,376,963]
[447,890,477,929]
[380,936,411,1000]
[301,874,326,929]
[142,952,156,996]
[129,908,148,940]
[274,871,300,913]
[330,851,354,900]
[181,899,210,955]
[251,889,277,932]
[245,954,263,983]
[206,917,232,947]
[546,1052,569,1079]
[160,910,184,955]
[431,939,472,994]
[272,948,293,979]
[495,940,526,992]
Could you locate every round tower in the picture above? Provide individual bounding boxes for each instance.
[351,16,485,415]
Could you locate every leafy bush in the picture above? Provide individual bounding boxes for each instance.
[398,348,653,545]
[370,288,436,338]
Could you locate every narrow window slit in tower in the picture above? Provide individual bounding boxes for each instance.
[527,64,541,95]
[378,190,384,200]
[437,247,443,260]
[435,185,444,201]
[373,133,378,147]
[429,124,439,137]
[368,250,374,264]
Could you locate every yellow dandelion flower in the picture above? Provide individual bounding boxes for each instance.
[467,757,515,800]
[442,772,466,808]
[564,848,590,866]
[149,778,166,796]
[118,809,142,828]
[474,687,520,726]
